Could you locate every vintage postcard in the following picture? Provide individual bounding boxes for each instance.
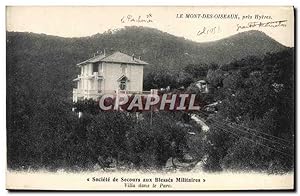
[6,6,295,191]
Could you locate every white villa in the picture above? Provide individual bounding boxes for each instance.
[73,51,148,102]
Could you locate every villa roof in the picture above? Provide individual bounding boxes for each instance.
[77,51,148,66]
[77,54,106,66]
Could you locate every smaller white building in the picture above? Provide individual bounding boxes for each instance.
[73,51,148,102]
[195,80,209,93]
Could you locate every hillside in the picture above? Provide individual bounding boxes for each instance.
[7,27,287,71]
[6,27,288,99]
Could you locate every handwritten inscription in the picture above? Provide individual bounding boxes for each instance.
[197,26,221,36]
[236,20,287,31]
[121,14,153,23]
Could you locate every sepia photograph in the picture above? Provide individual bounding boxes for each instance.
[5,6,295,191]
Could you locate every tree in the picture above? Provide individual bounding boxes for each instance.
[204,49,294,172]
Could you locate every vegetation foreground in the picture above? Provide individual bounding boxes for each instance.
[7,29,294,173]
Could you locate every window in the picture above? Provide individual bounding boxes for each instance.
[93,63,98,73]
[99,63,103,72]
[119,79,127,90]
[121,64,127,74]
[83,65,87,75]
[98,80,102,92]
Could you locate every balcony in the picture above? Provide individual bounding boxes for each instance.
[117,90,152,95]
[73,89,158,102]
[73,89,103,102]
[93,72,103,80]
[73,72,104,82]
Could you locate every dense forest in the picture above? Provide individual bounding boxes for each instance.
[6,27,294,172]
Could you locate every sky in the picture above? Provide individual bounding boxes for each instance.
[6,6,294,47]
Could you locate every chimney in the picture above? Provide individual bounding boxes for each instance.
[138,56,141,60]
[132,54,135,60]
[103,49,106,56]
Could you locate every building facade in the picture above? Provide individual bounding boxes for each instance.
[73,51,148,102]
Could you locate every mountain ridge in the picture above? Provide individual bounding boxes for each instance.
[7,26,289,82]
[7,28,288,47]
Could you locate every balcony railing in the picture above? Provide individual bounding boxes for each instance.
[117,90,152,95]
[74,72,104,80]
[73,88,157,102]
